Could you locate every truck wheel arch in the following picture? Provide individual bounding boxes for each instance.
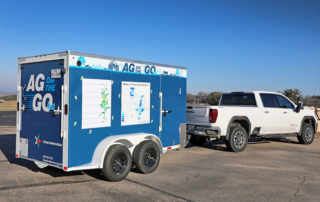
[92,133,163,168]
[298,116,317,136]
[225,116,251,141]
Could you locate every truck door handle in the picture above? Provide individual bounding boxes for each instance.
[264,111,269,113]
[283,112,287,114]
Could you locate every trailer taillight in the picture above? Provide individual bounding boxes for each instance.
[210,109,218,123]
[17,102,19,111]
[65,104,68,115]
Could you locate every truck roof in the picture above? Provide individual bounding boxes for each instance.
[223,91,283,95]
[17,50,187,70]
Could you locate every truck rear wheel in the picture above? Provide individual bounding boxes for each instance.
[226,126,248,152]
[297,123,314,145]
[102,144,132,182]
[189,136,207,146]
[134,141,160,174]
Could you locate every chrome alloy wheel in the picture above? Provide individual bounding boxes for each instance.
[304,127,312,142]
[234,131,245,148]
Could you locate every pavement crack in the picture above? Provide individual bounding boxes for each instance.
[125,178,195,202]
[292,176,307,200]
[0,179,97,192]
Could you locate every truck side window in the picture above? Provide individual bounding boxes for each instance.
[220,93,256,106]
[275,95,294,109]
[260,93,277,108]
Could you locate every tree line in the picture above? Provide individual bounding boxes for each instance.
[187,88,320,106]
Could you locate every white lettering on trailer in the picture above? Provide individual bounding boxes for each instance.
[43,140,62,147]
[33,94,42,111]
[26,75,35,91]
[27,74,45,92]
[35,74,45,91]
[41,93,53,112]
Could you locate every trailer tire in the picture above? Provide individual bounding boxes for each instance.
[102,144,132,182]
[134,141,160,174]
[226,126,248,152]
[189,136,207,146]
[297,123,314,145]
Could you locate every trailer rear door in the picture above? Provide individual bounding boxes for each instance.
[18,60,64,168]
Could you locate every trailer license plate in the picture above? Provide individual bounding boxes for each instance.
[51,69,61,78]
[188,125,195,131]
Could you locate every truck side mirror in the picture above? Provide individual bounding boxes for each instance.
[296,101,304,113]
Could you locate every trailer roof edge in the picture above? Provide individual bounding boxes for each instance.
[18,50,187,70]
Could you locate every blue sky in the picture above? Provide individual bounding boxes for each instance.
[0,0,319,95]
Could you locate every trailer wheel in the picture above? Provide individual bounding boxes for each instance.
[297,123,314,145]
[226,126,248,152]
[189,136,206,146]
[134,141,160,174]
[102,144,132,182]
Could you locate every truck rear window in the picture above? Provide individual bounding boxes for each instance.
[220,93,256,106]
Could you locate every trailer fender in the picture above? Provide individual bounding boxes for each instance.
[92,133,163,168]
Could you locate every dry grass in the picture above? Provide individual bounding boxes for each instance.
[308,106,320,136]
[0,101,17,111]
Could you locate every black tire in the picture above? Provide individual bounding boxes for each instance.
[226,126,248,152]
[189,136,207,146]
[134,141,160,174]
[102,144,132,182]
[297,123,314,145]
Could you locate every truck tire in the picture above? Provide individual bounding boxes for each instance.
[297,123,314,145]
[189,136,207,146]
[226,126,248,152]
[134,141,160,174]
[102,144,132,182]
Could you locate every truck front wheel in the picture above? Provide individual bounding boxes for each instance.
[226,126,248,152]
[189,136,207,146]
[297,123,314,145]
[102,144,132,182]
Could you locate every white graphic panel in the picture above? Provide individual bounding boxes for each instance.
[121,82,150,126]
[82,79,112,129]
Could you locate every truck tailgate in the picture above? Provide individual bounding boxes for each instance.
[186,106,210,124]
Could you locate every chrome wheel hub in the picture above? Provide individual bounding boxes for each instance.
[234,131,245,148]
[304,127,312,141]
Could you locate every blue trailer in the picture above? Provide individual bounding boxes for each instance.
[16,51,187,181]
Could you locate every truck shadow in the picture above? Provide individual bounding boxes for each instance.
[0,134,85,178]
[185,136,300,152]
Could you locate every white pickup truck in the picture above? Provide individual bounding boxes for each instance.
[186,91,319,152]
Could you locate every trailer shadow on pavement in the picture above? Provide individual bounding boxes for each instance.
[0,134,85,178]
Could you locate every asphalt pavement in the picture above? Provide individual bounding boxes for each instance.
[0,112,319,202]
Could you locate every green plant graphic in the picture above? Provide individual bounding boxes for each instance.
[99,87,110,120]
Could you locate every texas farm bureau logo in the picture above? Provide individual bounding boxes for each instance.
[34,134,62,148]
[26,74,56,112]
[35,134,42,148]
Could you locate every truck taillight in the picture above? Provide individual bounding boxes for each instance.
[210,109,218,123]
